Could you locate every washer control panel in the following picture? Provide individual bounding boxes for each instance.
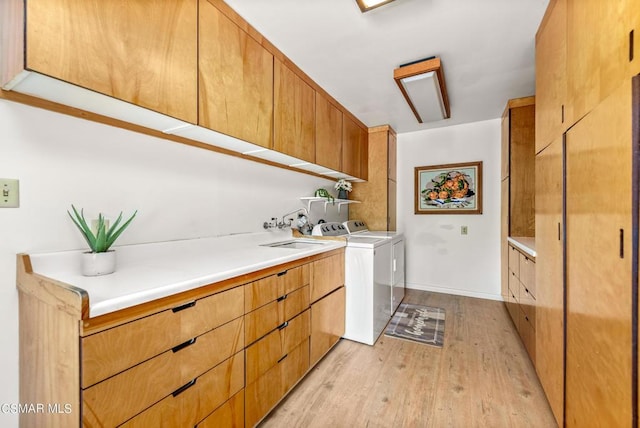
[311,222,349,237]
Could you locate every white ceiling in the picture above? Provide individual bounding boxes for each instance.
[223,0,549,134]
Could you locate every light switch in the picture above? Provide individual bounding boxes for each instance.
[461,225,468,235]
[0,178,19,208]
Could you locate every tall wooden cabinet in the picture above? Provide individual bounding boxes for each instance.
[24,0,198,123]
[198,0,274,148]
[500,97,535,301]
[564,81,633,427]
[534,136,564,426]
[350,125,397,230]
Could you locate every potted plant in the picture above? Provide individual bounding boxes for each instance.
[335,179,352,200]
[68,205,137,276]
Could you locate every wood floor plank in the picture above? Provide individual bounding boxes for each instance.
[260,290,557,427]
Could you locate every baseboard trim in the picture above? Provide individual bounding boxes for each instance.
[405,282,504,302]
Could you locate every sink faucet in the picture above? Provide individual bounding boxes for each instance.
[278,208,308,229]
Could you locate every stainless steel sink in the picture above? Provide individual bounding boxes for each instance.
[261,239,325,249]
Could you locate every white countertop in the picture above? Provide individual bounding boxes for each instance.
[507,236,536,258]
[28,231,345,318]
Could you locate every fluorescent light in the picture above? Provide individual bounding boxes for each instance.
[394,57,450,123]
[356,0,396,12]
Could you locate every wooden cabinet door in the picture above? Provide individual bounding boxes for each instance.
[535,0,567,154]
[567,0,630,124]
[630,0,640,76]
[342,115,368,179]
[565,81,632,427]
[509,104,536,237]
[500,178,509,300]
[198,0,273,148]
[26,0,197,123]
[274,60,315,162]
[315,93,343,171]
[310,287,345,366]
[534,137,564,427]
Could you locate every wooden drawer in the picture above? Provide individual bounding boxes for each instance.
[120,352,244,427]
[245,285,309,345]
[246,309,310,385]
[311,286,345,366]
[518,280,536,329]
[245,338,310,428]
[196,390,245,428]
[82,285,244,388]
[506,287,520,330]
[508,245,520,277]
[519,308,536,363]
[311,253,345,303]
[245,264,309,312]
[82,317,244,427]
[519,253,536,297]
[508,269,520,303]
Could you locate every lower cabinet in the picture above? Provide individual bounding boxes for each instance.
[17,248,345,427]
[505,243,536,364]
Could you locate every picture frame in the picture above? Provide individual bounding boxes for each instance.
[414,161,483,214]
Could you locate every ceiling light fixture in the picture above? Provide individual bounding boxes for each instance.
[356,0,396,12]
[393,56,450,123]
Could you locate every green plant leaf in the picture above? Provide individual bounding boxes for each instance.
[106,211,124,241]
[68,205,97,252]
[94,213,108,252]
[105,210,137,251]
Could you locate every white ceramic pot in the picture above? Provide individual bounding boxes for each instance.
[81,251,116,276]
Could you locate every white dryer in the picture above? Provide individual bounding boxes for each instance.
[343,220,406,314]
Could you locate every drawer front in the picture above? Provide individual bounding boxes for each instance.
[196,390,245,428]
[246,309,310,384]
[508,245,520,277]
[518,279,536,327]
[508,269,520,303]
[82,317,244,427]
[82,285,244,388]
[245,285,309,345]
[506,287,519,330]
[245,339,310,428]
[120,352,244,428]
[310,253,345,303]
[519,308,536,363]
[245,264,309,312]
[519,254,536,297]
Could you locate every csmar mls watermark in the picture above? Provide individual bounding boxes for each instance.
[1,403,72,414]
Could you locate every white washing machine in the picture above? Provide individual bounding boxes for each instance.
[312,222,393,345]
[344,220,406,314]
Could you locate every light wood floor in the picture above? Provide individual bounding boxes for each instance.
[260,289,557,427]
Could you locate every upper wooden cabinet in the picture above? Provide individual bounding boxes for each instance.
[274,60,316,163]
[535,0,567,154]
[566,0,630,123]
[25,0,198,123]
[315,93,343,171]
[350,125,397,230]
[503,97,536,238]
[198,0,273,148]
[342,115,369,180]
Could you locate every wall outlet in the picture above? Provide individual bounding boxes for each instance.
[0,178,19,208]
[461,225,468,235]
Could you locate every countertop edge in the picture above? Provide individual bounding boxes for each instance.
[507,237,536,258]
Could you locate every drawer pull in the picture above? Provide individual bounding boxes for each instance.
[277,270,288,277]
[277,354,288,364]
[172,379,197,397]
[277,294,288,302]
[172,301,196,313]
[172,337,197,353]
[278,321,289,330]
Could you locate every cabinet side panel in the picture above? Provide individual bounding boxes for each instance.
[19,291,81,428]
[509,104,536,237]
[0,0,24,86]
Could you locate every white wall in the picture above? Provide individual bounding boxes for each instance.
[0,99,344,426]
[397,118,501,301]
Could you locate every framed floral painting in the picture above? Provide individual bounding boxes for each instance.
[414,161,483,214]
